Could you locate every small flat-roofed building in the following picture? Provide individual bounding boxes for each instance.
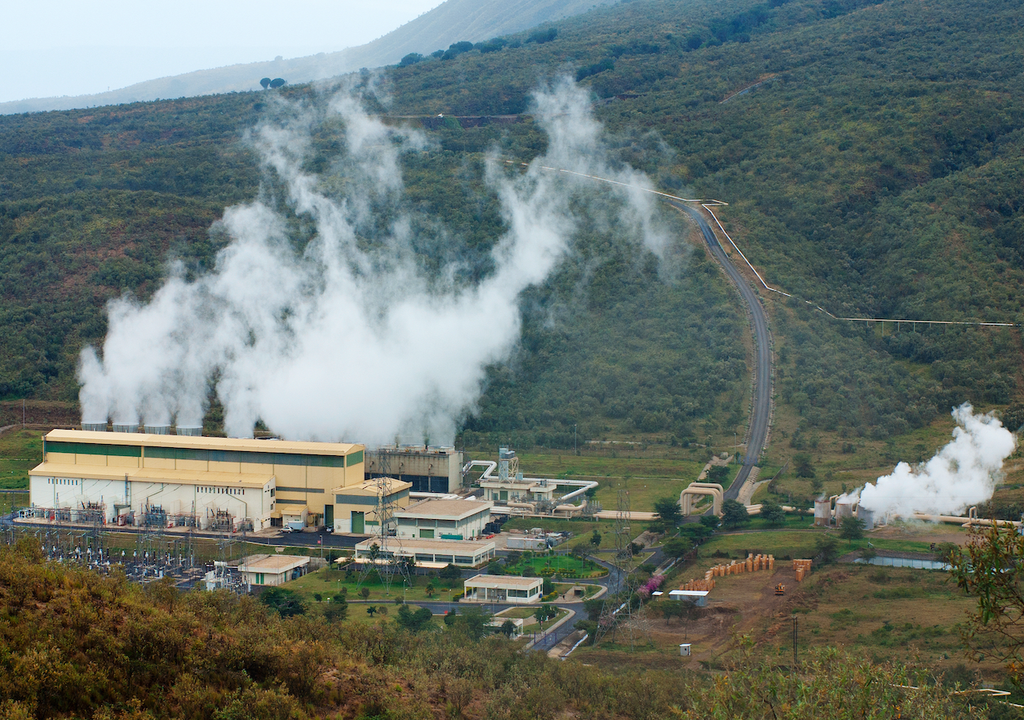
[353,537,495,568]
[237,554,310,587]
[464,574,543,604]
[668,589,709,607]
[332,477,412,534]
[28,429,365,531]
[395,498,492,540]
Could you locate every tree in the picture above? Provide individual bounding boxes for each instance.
[438,563,461,581]
[815,534,840,563]
[542,577,554,595]
[949,524,1024,687]
[397,604,434,632]
[398,52,424,67]
[500,619,517,637]
[535,604,558,625]
[269,78,287,88]
[707,465,730,484]
[653,497,682,526]
[259,77,271,89]
[590,529,602,547]
[699,514,720,531]
[721,499,749,528]
[794,453,816,478]
[839,516,865,541]
[663,537,693,559]
[366,605,378,617]
[322,598,348,622]
[359,587,371,600]
[760,497,786,527]
[425,583,436,598]
[259,587,306,617]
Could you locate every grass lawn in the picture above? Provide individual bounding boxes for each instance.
[283,567,462,604]
[502,518,656,552]
[0,429,41,489]
[0,491,29,514]
[505,554,606,578]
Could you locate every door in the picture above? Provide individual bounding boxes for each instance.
[352,511,364,533]
[420,528,435,539]
[324,504,334,528]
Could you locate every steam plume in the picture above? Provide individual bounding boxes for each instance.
[78,78,667,443]
[850,404,1016,518]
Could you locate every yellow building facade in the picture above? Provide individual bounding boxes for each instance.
[29,429,365,531]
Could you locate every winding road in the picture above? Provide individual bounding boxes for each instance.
[666,200,773,501]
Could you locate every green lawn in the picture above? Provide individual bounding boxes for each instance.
[0,429,41,489]
[504,554,606,578]
[283,567,462,604]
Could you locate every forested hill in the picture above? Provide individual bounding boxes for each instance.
[0,0,619,115]
[1,0,1023,447]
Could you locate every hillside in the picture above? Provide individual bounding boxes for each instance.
[1,0,1023,471]
[0,545,983,719]
[0,0,619,115]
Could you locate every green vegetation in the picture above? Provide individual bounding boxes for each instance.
[0,430,41,489]
[2,0,1022,509]
[503,552,605,578]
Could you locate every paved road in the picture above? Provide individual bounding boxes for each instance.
[668,200,772,501]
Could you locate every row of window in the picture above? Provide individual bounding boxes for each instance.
[198,486,245,496]
[46,478,79,486]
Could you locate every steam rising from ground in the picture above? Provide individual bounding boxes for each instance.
[78,78,667,443]
[847,404,1015,518]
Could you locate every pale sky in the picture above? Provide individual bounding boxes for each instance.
[2,0,445,103]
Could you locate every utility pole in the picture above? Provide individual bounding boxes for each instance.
[792,614,798,671]
[574,424,578,456]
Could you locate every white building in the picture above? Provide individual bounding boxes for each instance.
[353,537,495,569]
[394,498,492,540]
[237,554,310,587]
[463,574,543,604]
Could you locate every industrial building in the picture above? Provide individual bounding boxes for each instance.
[28,429,365,531]
[394,498,492,540]
[332,477,412,534]
[463,574,543,604]
[237,554,311,587]
[353,537,495,568]
[365,445,464,494]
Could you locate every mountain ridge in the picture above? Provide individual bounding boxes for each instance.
[0,0,618,115]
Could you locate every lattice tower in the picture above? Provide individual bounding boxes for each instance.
[357,448,409,597]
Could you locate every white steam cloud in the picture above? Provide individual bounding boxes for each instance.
[848,404,1016,518]
[78,78,667,443]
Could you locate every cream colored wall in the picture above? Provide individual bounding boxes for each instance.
[143,457,176,470]
[46,452,76,464]
[107,456,140,468]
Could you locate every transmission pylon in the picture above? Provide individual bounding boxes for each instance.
[595,485,634,644]
[357,447,408,598]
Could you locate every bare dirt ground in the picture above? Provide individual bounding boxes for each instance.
[650,564,803,669]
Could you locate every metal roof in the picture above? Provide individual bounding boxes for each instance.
[464,574,543,590]
[396,498,493,520]
[45,429,362,456]
[238,554,310,573]
[354,537,494,554]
